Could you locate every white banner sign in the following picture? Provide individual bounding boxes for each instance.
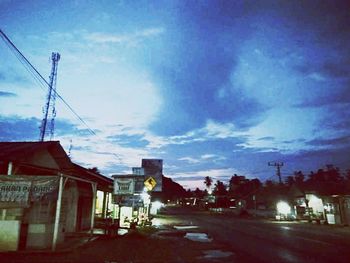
[0,181,31,203]
[114,178,135,195]
[0,176,59,206]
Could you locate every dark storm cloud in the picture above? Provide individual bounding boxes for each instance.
[321,61,350,79]
[306,136,350,147]
[287,147,350,171]
[148,1,267,136]
[295,60,350,81]
[0,91,17,97]
[294,89,350,108]
[283,1,350,109]
[149,0,350,136]
[166,136,247,159]
[315,104,350,132]
[327,118,350,131]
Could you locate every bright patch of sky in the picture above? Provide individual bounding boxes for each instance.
[1,0,350,189]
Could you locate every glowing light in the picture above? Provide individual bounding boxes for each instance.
[277,201,291,215]
[152,201,163,210]
[152,218,162,227]
[141,192,150,205]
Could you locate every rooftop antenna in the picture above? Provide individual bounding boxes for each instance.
[39,52,60,141]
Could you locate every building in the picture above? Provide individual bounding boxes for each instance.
[290,183,350,225]
[0,141,113,251]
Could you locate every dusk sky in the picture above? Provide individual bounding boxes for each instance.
[1,0,350,189]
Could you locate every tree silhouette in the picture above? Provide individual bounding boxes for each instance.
[285,176,295,187]
[204,176,213,191]
[213,180,227,196]
[193,187,205,198]
[294,171,305,185]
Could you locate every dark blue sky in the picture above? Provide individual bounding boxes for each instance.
[1,0,350,189]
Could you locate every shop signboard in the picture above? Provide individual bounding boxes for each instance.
[0,175,59,207]
[113,174,145,195]
[114,177,135,195]
[112,194,144,208]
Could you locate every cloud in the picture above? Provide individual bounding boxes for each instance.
[145,119,247,149]
[294,86,350,108]
[0,91,17,97]
[54,118,101,137]
[178,157,200,164]
[0,115,99,142]
[200,154,217,160]
[84,27,165,44]
[295,60,350,83]
[306,135,350,148]
[0,116,40,141]
[169,167,244,189]
[146,2,270,136]
[258,136,275,141]
[285,146,350,174]
[107,134,149,148]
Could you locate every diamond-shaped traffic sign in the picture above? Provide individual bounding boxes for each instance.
[144,176,157,191]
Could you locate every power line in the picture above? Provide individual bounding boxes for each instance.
[0,29,122,161]
[0,29,98,137]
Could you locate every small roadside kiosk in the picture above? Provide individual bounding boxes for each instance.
[0,141,113,251]
[113,172,149,228]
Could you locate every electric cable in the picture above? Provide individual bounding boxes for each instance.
[0,29,123,162]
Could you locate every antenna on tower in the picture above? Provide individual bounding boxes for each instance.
[39,52,60,141]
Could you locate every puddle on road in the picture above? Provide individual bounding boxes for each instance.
[281,226,291,230]
[174,225,199,230]
[201,250,234,259]
[184,232,212,242]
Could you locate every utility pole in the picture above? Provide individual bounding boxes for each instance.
[268,162,284,184]
[40,52,60,141]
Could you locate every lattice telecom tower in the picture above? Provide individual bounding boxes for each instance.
[39,52,61,141]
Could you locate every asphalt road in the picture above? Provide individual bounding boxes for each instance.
[166,208,350,263]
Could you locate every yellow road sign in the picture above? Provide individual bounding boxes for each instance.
[144,176,157,191]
